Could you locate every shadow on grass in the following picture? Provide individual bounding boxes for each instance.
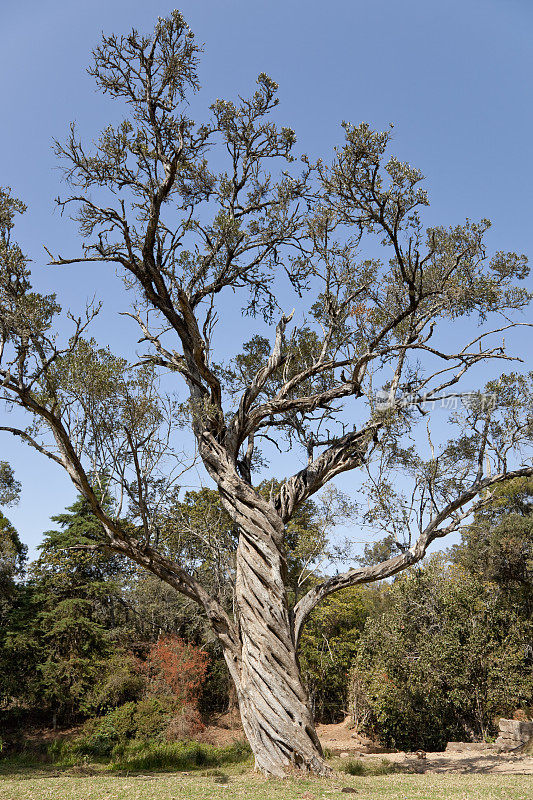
[0,756,89,780]
[0,738,253,779]
[109,739,252,774]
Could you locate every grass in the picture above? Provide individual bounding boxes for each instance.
[8,735,253,772]
[339,756,402,775]
[108,739,253,772]
[0,764,531,800]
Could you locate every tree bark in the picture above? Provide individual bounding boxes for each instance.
[221,505,330,777]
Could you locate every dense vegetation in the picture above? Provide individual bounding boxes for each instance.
[0,477,531,758]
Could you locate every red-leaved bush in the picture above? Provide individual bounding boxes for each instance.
[140,635,209,706]
[136,636,209,741]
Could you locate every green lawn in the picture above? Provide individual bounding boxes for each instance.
[0,767,531,800]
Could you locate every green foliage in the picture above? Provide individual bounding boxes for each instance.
[0,512,26,600]
[2,490,228,727]
[0,463,21,507]
[0,186,61,364]
[0,513,30,709]
[352,555,533,750]
[23,495,130,721]
[349,479,533,751]
[198,650,232,716]
[48,704,251,771]
[162,487,238,607]
[83,651,145,715]
[299,585,383,722]
[72,697,181,757]
[358,534,402,567]
[452,476,533,608]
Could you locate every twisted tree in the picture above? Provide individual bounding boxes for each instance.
[1,11,532,775]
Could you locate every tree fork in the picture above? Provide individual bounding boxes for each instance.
[208,468,330,776]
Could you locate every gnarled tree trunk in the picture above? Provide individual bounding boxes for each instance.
[220,498,330,776]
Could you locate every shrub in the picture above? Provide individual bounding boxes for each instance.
[131,697,178,740]
[64,697,180,758]
[141,636,208,706]
[85,651,146,714]
[351,556,533,750]
[57,690,220,763]
[164,703,204,741]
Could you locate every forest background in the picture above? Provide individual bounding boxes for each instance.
[1,476,532,758]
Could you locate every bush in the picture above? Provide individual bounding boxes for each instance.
[55,693,220,762]
[85,651,146,714]
[164,703,204,741]
[131,697,178,740]
[140,636,208,706]
[351,556,533,750]
[61,697,180,759]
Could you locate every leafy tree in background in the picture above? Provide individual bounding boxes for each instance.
[123,569,202,644]
[26,496,130,722]
[452,476,533,611]
[0,461,24,619]
[0,462,21,507]
[298,585,384,723]
[352,554,533,750]
[0,10,532,774]
[358,534,402,568]
[0,464,29,713]
[0,511,29,712]
[0,512,26,601]
[351,480,533,748]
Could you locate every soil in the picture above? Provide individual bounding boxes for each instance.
[316,719,533,775]
[205,715,533,775]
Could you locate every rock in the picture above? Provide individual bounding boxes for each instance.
[341,789,358,794]
[495,738,518,751]
[446,742,470,752]
[498,719,533,737]
[340,751,351,758]
[445,742,496,753]
[495,718,533,751]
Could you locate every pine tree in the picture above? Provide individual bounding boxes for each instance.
[28,496,129,722]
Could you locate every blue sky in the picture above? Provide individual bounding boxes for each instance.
[1,0,532,557]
